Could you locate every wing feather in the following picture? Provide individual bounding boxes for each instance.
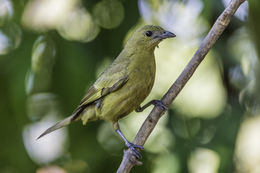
[79,74,128,107]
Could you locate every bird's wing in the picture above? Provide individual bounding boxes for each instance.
[79,74,129,106]
[37,73,128,139]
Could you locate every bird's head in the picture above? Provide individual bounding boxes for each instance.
[125,25,176,50]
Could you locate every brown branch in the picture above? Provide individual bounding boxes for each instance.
[116,0,246,172]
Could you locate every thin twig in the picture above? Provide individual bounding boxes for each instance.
[116,0,246,172]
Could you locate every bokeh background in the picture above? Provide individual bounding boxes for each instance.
[0,0,259,172]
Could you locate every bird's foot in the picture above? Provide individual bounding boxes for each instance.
[125,142,144,159]
[136,100,168,112]
[153,100,168,110]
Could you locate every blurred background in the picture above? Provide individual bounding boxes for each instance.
[0,0,259,172]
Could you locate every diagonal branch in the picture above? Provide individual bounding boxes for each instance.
[116,0,246,172]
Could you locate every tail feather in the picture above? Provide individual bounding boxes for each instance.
[37,114,76,139]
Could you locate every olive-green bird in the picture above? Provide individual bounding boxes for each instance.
[38,25,175,158]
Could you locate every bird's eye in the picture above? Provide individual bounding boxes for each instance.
[145,31,153,37]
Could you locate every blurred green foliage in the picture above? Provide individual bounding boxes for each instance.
[0,0,259,173]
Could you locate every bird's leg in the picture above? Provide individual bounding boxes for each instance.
[135,100,168,112]
[113,122,144,159]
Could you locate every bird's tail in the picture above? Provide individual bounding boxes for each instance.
[37,113,78,139]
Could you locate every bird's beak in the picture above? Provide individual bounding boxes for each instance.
[159,30,176,39]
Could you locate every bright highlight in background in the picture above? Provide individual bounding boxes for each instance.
[23,116,68,164]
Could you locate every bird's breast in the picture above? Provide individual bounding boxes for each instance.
[127,54,156,101]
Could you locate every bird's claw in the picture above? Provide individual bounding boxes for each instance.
[153,100,168,110]
[126,142,144,159]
